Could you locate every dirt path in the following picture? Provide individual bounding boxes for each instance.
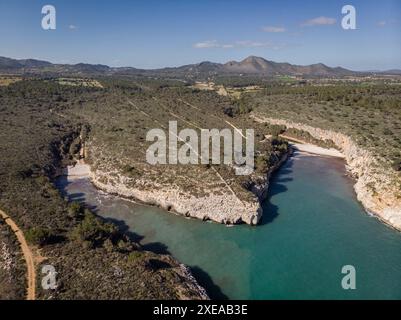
[127,99,245,206]
[0,209,36,300]
[278,134,309,144]
[177,98,247,139]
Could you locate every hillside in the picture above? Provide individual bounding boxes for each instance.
[0,55,365,78]
[0,80,209,300]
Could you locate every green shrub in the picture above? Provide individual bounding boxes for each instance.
[117,239,139,252]
[25,227,52,246]
[103,239,114,252]
[268,124,286,137]
[392,159,401,172]
[128,251,143,263]
[67,201,83,219]
[69,212,118,247]
[69,138,81,155]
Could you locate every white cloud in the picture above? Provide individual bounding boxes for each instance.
[193,40,284,49]
[235,41,265,47]
[262,26,286,33]
[68,25,78,30]
[377,19,398,27]
[193,40,220,48]
[301,16,336,27]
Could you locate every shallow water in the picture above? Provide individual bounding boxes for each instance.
[57,152,401,299]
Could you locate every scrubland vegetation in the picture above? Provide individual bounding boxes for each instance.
[52,79,289,204]
[0,79,208,299]
[250,83,401,178]
[1,74,399,299]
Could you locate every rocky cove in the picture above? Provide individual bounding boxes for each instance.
[55,117,401,299]
[251,115,401,232]
[58,150,401,299]
[68,114,401,233]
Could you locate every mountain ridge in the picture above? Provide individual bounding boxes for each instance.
[0,55,399,78]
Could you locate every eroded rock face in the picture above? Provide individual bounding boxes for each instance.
[253,115,401,231]
[87,138,290,226]
[176,264,209,300]
[90,154,289,226]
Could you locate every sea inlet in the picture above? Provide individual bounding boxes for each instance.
[57,151,401,299]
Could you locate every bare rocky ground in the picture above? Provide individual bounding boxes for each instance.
[0,218,26,299]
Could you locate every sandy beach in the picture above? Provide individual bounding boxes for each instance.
[64,163,91,180]
[291,143,345,158]
[277,133,345,158]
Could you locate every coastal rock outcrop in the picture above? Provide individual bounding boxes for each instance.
[86,135,291,226]
[89,169,263,225]
[252,115,401,231]
[85,138,290,226]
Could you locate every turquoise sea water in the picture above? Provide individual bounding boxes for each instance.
[57,152,401,299]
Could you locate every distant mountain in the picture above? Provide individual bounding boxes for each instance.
[0,57,52,70]
[224,56,280,73]
[380,69,401,75]
[145,56,358,78]
[220,56,355,76]
[0,55,382,78]
[0,56,113,75]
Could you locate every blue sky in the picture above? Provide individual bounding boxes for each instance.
[0,0,400,70]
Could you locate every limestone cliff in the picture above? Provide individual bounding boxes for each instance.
[90,169,262,225]
[87,142,289,226]
[252,114,401,231]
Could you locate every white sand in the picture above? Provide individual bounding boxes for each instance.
[291,143,345,158]
[65,163,91,180]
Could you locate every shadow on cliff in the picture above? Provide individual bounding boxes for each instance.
[55,176,100,213]
[55,176,71,198]
[55,177,174,255]
[55,180,227,300]
[259,159,294,226]
[102,217,228,299]
[104,217,170,254]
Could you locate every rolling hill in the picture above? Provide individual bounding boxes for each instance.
[1,55,397,78]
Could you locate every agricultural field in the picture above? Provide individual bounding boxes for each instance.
[0,75,22,86]
[54,78,104,88]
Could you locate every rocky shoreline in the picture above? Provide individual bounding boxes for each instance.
[69,139,290,226]
[252,114,401,232]
[90,170,256,226]
[63,161,209,300]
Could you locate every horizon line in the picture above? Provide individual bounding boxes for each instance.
[1,54,401,73]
